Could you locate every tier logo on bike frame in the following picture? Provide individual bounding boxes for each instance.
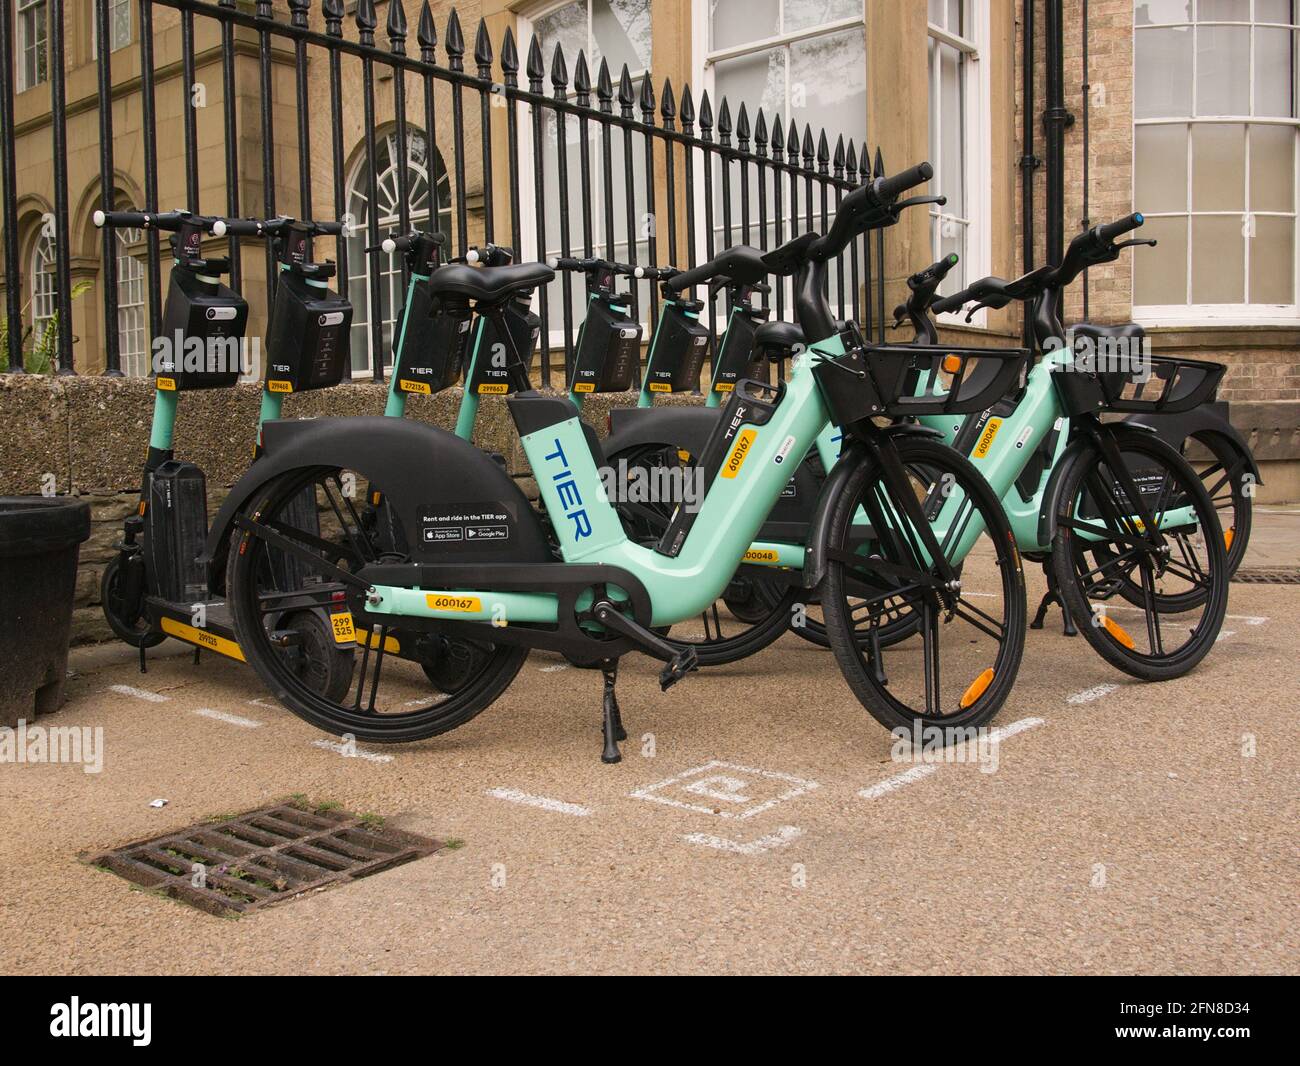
[419,503,514,546]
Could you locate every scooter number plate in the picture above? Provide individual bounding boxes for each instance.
[329,611,357,644]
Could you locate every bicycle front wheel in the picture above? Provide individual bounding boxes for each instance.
[821,436,1026,733]
[1051,426,1228,681]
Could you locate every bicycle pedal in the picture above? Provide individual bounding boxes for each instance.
[659,647,698,692]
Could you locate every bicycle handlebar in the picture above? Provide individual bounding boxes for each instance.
[548,256,644,278]
[876,161,935,202]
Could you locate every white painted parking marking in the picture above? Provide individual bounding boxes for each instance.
[486,788,592,817]
[193,707,262,729]
[630,760,819,820]
[108,685,170,703]
[1104,603,1269,626]
[1216,630,1237,642]
[857,717,1047,800]
[538,663,569,673]
[682,825,804,855]
[1067,683,1118,705]
[987,716,1046,743]
[246,697,279,709]
[858,765,938,800]
[310,739,393,763]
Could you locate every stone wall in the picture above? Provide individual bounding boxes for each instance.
[0,373,695,645]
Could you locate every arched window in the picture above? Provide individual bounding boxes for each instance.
[115,227,147,376]
[345,129,452,374]
[29,228,57,346]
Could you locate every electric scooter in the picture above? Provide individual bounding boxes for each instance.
[95,208,356,699]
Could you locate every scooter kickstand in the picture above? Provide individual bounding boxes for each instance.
[599,659,625,763]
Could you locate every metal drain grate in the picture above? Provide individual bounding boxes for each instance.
[86,802,441,917]
[1231,568,1300,585]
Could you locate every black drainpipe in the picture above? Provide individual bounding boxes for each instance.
[1043,0,1073,268]
[1020,0,1041,346]
[1080,0,1092,318]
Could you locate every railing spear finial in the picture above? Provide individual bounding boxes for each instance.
[416,1,437,62]
[445,9,465,72]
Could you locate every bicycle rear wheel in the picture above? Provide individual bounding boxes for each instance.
[821,436,1026,733]
[227,464,528,742]
[1051,427,1228,681]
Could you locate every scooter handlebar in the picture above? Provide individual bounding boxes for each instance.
[874,161,934,202]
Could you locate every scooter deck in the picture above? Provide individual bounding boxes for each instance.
[148,599,245,661]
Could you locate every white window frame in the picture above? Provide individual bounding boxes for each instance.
[16,0,48,93]
[927,1,991,327]
[513,0,655,349]
[115,227,147,377]
[1133,1,1300,326]
[691,2,869,324]
[30,228,57,344]
[93,0,133,58]
[344,128,452,378]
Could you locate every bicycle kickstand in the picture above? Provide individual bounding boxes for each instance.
[598,658,627,764]
[1030,560,1077,637]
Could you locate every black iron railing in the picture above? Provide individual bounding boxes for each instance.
[0,0,878,387]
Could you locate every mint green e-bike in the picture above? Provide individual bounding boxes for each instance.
[214,162,1032,758]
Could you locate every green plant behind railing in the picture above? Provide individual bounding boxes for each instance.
[0,279,93,373]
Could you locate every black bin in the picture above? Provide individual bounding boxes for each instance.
[0,496,91,728]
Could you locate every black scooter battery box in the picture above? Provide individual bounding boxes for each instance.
[155,269,248,391]
[569,296,642,394]
[644,299,709,394]
[393,283,474,396]
[711,307,767,397]
[264,272,352,394]
[467,294,541,395]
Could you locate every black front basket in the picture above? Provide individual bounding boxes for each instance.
[812,341,1029,425]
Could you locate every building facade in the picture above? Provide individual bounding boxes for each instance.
[2,1,1297,491]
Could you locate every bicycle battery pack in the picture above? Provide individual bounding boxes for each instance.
[569,295,642,394]
[144,460,209,603]
[264,273,352,394]
[655,378,783,558]
[155,269,249,390]
[393,285,474,396]
[467,294,541,395]
[643,298,709,394]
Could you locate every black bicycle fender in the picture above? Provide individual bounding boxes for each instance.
[1125,409,1262,483]
[203,416,551,594]
[801,439,871,588]
[1036,433,1104,547]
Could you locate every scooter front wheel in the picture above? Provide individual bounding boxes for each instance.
[100,555,167,649]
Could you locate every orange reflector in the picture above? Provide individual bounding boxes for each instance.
[959,667,995,709]
[942,354,963,374]
[1224,528,1234,552]
[1102,615,1136,649]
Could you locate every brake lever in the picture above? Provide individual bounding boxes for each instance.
[895,194,947,211]
[1115,238,1158,249]
[964,299,993,323]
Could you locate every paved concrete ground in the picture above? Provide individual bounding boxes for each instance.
[1,521,1296,975]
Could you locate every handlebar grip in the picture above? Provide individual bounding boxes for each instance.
[929,291,967,315]
[661,261,717,292]
[93,209,152,229]
[874,161,934,202]
[313,220,344,237]
[1097,212,1144,243]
